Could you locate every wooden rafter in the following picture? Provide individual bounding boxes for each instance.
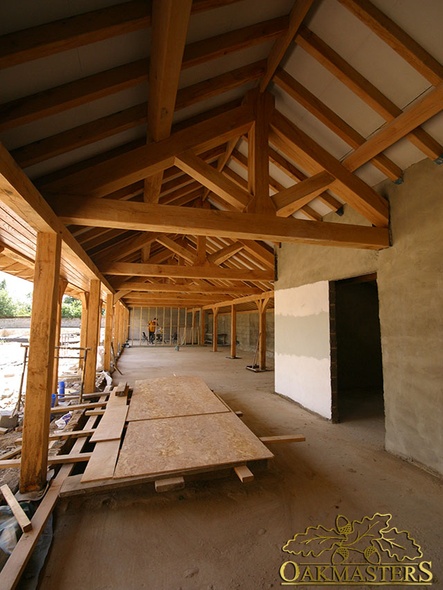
[273,171,336,218]
[144,0,192,209]
[0,0,244,70]
[344,83,443,171]
[296,27,443,160]
[0,144,113,295]
[42,104,255,198]
[0,1,150,70]
[271,110,389,227]
[259,0,315,91]
[155,235,198,265]
[338,0,443,86]
[175,151,250,211]
[1,15,278,134]
[274,69,403,181]
[207,243,244,265]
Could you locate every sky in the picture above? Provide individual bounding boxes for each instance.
[0,271,33,301]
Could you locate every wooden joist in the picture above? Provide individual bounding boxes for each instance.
[50,401,107,414]
[0,452,92,469]
[16,429,97,444]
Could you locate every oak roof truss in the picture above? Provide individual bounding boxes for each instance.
[1,0,442,307]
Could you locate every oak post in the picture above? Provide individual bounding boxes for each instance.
[83,280,101,393]
[20,232,61,493]
[257,297,271,371]
[103,294,114,372]
[230,304,237,359]
[200,308,205,346]
[247,89,275,214]
[51,278,68,397]
[79,292,89,369]
[212,308,219,352]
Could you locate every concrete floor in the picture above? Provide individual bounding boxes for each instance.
[38,345,442,589]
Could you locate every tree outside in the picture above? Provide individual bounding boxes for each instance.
[61,296,82,318]
[0,279,82,318]
[0,279,16,317]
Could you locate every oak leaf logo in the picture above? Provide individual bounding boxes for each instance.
[283,513,423,564]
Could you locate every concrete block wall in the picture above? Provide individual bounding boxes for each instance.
[275,158,443,476]
[209,310,274,356]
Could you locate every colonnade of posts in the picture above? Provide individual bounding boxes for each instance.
[207,296,271,368]
[17,232,269,492]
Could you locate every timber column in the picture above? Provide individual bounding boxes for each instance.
[229,304,238,359]
[52,278,68,397]
[103,293,114,372]
[212,308,219,352]
[257,296,271,371]
[200,308,205,346]
[83,279,101,393]
[20,232,61,493]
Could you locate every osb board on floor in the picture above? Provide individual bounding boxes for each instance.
[126,375,229,421]
[114,413,274,479]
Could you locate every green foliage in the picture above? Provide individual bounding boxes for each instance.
[0,286,16,318]
[0,279,33,317]
[61,296,82,319]
[14,299,32,317]
[0,282,82,319]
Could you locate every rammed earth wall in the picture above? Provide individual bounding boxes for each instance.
[275,158,443,476]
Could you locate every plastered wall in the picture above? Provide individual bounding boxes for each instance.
[275,282,331,418]
[275,158,443,476]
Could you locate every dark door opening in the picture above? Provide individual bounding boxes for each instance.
[330,275,384,423]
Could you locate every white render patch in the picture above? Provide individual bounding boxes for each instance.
[275,281,331,419]
[275,354,331,419]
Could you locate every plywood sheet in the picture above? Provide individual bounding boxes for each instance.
[126,376,229,421]
[114,413,273,479]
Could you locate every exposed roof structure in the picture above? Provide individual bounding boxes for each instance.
[1,0,442,308]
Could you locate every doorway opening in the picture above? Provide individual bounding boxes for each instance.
[330,274,384,424]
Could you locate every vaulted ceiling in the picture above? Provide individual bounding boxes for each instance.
[0,0,442,309]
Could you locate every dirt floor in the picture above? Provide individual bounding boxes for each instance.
[37,345,442,590]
